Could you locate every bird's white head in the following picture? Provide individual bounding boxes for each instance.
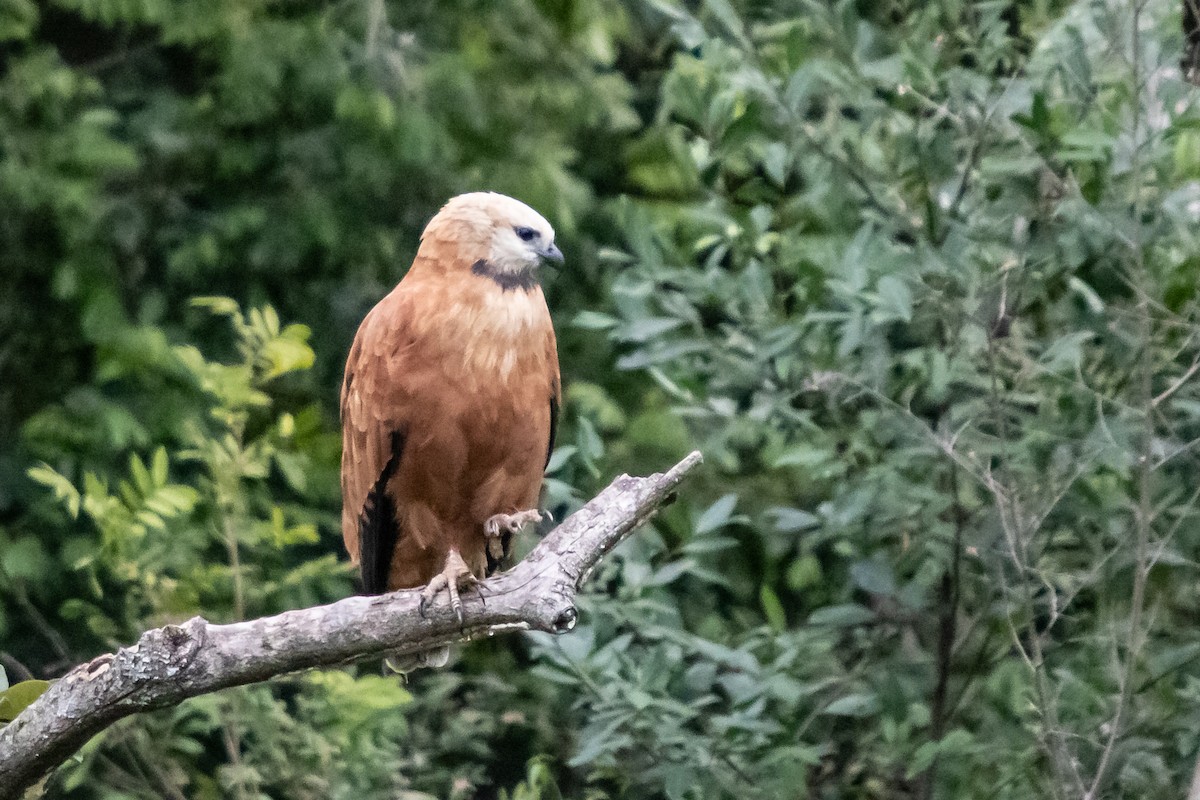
[419,192,562,291]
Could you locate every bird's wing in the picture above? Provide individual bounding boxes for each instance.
[340,294,411,594]
[545,323,561,470]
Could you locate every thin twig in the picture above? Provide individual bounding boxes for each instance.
[1151,354,1200,407]
[221,703,249,800]
[10,581,71,665]
[0,652,35,683]
[222,514,246,622]
[1085,5,1152,795]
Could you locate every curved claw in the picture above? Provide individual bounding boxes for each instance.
[484,509,545,538]
[484,509,544,564]
[419,550,475,625]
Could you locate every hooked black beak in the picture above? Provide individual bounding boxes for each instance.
[540,243,564,265]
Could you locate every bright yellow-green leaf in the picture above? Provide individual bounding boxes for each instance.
[0,680,51,722]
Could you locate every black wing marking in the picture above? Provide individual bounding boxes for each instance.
[358,430,406,595]
[545,394,559,470]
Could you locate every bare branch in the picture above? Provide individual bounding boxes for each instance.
[0,452,703,799]
[1151,353,1200,408]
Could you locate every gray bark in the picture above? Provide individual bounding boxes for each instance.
[0,452,702,799]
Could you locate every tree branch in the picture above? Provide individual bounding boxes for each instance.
[0,451,703,799]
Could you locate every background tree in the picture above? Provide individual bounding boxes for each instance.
[3,1,1200,798]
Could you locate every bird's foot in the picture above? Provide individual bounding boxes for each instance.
[483,509,549,561]
[419,550,477,624]
[385,646,451,676]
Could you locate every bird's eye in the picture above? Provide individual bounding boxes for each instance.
[514,226,538,242]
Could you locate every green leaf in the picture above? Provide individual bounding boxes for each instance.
[0,0,37,41]
[875,275,913,322]
[0,680,52,722]
[1068,276,1105,314]
[128,452,153,496]
[773,445,828,469]
[786,555,822,590]
[150,446,169,486]
[823,693,879,717]
[681,534,738,555]
[614,316,686,343]
[1,537,51,583]
[190,296,241,316]
[760,584,786,631]
[979,154,1043,175]
[261,336,315,380]
[907,730,974,778]
[647,559,694,586]
[274,451,309,493]
[27,464,82,518]
[545,446,576,474]
[695,493,737,534]
[572,311,618,330]
[769,506,819,532]
[663,764,699,800]
[849,559,896,596]
[1041,331,1094,372]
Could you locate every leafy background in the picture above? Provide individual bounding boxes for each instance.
[3,0,1200,798]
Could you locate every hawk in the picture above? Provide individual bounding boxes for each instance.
[341,192,561,623]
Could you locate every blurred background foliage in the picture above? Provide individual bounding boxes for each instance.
[3,0,1200,797]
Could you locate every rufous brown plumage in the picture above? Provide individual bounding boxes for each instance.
[340,192,561,619]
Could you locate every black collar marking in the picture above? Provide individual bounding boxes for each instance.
[472,259,538,292]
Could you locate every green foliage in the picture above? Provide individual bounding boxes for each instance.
[502,757,565,800]
[3,1,1200,799]
[567,2,1200,798]
[29,448,200,559]
[0,665,51,723]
